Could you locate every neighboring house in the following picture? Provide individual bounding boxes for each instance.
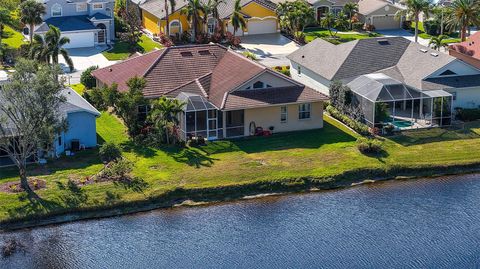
[0,86,100,167]
[449,32,480,70]
[92,44,328,140]
[139,0,279,37]
[29,0,115,49]
[288,37,480,110]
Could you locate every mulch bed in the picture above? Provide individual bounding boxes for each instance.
[0,178,47,193]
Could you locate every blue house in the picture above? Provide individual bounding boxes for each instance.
[29,0,115,48]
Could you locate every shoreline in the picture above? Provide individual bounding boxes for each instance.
[2,163,480,231]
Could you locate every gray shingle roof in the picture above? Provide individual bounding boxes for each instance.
[61,88,101,116]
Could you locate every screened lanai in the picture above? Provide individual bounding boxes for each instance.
[177,92,222,141]
[348,74,453,129]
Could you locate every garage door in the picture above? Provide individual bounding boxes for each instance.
[62,32,95,49]
[372,15,400,30]
[247,19,277,35]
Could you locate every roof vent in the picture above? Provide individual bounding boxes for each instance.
[420,48,428,53]
[430,52,439,57]
[198,50,211,55]
[377,39,390,45]
[109,68,113,72]
[180,51,193,57]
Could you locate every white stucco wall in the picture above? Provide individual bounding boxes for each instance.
[243,102,324,136]
[428,60,480,78]
[290,61,331,95]
[239,72,296,90]
[445,87,480,109]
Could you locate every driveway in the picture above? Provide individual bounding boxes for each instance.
[59,46,117,85]
[239,33,300,67]
[376,29,430,47]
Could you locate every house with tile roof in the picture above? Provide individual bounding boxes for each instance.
[28,0,115,48]
[0,86,101,167]
[449,32,480,70]
[139,0,279,37]
[92,44,328,140]
[287,37,480,129]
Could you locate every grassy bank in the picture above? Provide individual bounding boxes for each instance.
[2,112,480,227]
[103,35,163,60]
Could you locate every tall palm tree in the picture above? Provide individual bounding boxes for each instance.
[343,2,358,30]
[428,35,449,50]
[181,0,205,40]
[396,0,432,43]
[149,97,185,145]
[445,0,480,41]
[210,0,225,33]
[165,0,176,36]
[230,0,246,36]
[30,26,74,72]
[320,12,337,38]
[20,0,46,43]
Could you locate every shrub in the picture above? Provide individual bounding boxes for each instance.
[352,22,364,31]
[80,66,99,89]
[363,24,375,32]
[326,105,369,135]
[242,50,257,61]
[99,142,122,163]
[225,32,241,48]
[101,158,133,180]
[356,137,383,154]
[456,108,480,121]
[402,20,412,30]
[424,19,440,35]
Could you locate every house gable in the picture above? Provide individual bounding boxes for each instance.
[427,59,480,78]
[241,1,277,18]
[236,71,298,91]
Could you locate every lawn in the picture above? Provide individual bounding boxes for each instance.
[70,84,86,95]
[304,28,382,44]
[3,112,480,222]
[411,22,461,44]
[2,25,26,49]
[102,35,163,61]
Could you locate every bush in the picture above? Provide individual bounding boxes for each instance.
[242,50,257,61]
[423,19,440,35]
[352,22,364,31]
[456,108,480,121]
[80,66,99,89]
[326,105,369,135]
[99,142,122,163]
[356,137,383,154]
[100,158,133,181]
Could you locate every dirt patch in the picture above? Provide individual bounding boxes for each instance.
[0,178,47,193]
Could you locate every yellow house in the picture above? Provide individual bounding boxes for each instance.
[139,0,279,37]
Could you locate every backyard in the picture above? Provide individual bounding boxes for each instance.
[304,28,382,44]
[3,112,480,223]
[102,35,163,61]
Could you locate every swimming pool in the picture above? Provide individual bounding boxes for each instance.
[388,117,413,128]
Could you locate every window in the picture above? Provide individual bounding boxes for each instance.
[297,66,301,75]
[137,105,151,121]
[51,4,62,17]
[76,3,87,12]
[169,20,181,34]
[253,81,264,89]
[93,3,103,10]
[280,106,288,123]
[298,103,311,119]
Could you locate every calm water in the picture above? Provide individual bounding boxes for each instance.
[2,174,480,269]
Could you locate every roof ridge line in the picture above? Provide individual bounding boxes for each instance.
[163,72,213,96]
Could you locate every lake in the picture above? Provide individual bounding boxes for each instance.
[2,174,480,268]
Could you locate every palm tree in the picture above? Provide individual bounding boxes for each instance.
[343,2,358,30]
[30,26,74,72]
[230,0,246,36]
[165,0,176,36]
[149,97,185,145]
[320,12,337,38]
[181,0,205,40]
[20,0,46,43]
[210,0,225,34]
[428,35,449,50]
[396,0,432,43]
[445,0,480,42]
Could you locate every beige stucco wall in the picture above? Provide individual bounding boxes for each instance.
[239,72,296,90]
[243,102,324,136]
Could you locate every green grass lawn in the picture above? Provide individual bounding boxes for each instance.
[2,25,26,49]
[304,28,382,44]
[412,22,461,44]
[3,111,480,222]
[102,35,163,61]
[70,84,86,95]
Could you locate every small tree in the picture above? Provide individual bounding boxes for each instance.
[343,2,359,30]
[120,5,142,51]
[428,35,449,51]
[149,96,185,144]
[276,0,315,42]
[20,0,46,43]
[321,12,338,38]
[80,66,99,89]
[0,59,66,194]
[99,142,122,163]
[229,0,246,37]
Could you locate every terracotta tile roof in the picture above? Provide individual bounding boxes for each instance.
[223,86,329,110]
[92,49,165,92]
[450,32,480,59]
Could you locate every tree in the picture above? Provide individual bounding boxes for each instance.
[0,59,66,194]
[110,76,148,137]
[229,0,246,37]
[276,0,315,41]
[80,66,99,89]
[20,0,46,43]
[395,0,432,43]
[29,26,74,72]
[445,0,480,42]
[120,4,142,50]
[0,8,13,64]
[428,35,449,50]
[335,11,350,32]
[209,0,225,34]
[343,2,358,30]
[149,97,185,145]
[165,0,176,36]
[181,0,205,41]
[321,12,338,38]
